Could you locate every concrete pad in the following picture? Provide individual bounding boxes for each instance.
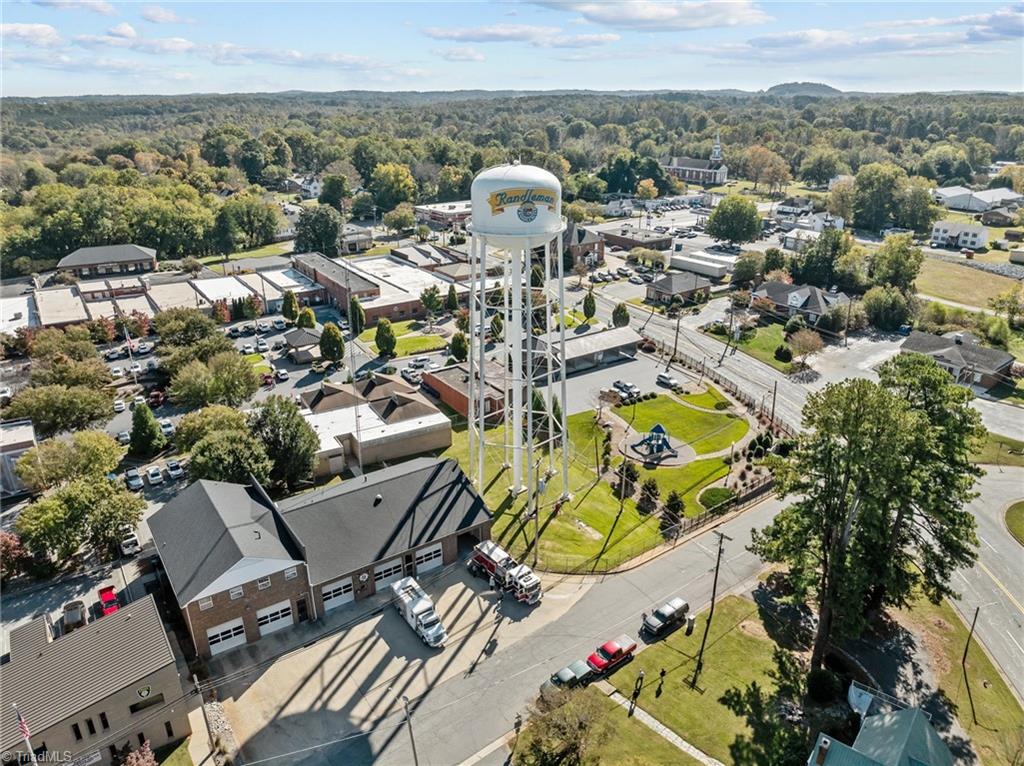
[218,565,590,763]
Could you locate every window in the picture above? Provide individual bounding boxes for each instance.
[129,693,165,714]
[164,721,174,738]
[198,597,213,611]
[229,586,244,600]
[284,567,298,581]
[72,724,82,741]
[99,713,109,730]
[257,577,271,590]
[86,718,96,736]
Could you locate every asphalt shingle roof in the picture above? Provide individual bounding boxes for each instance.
[0,595,174,752]
[58,244,156,269]
[753,281,849,315]
[148,481,300,604]
[650,272,711,294]
[900,330,1013,373]
[279,457,490,585]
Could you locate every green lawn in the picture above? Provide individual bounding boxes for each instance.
[917,258,1020,308]
[679,385,729,410]
[637,457,730,515]
[155,739,193,766]
[242,352,272,374]
[197,240,293,267]
[707,323,791,372]
[610,595,781,763]
[625,395,749,454]
[515,687,701,766]
[358,319,423,342]
[359,320,449,356]
[972,432,1024,467]
[1006,501,1024,547]
[898,595,1024,766]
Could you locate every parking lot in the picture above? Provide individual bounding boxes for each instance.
[537,351,670,415]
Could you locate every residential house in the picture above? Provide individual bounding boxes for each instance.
[645,272,711,304]
[661,131,728,185]
[275,202,304,241]
[0,419,36,499]
[775,197,814,216]
[564,219,605,267]
[283,175,322,200]
[752,281,850,325]
[57,245,157,279]
[801,212,844,232]
[0,595,190,766]
[980,207,1017,227]
[929,220,988,249]
[781,229,823,253]
[807,707,952,766]
[300,376,451,474]
[149,459,490,656]
[900,330,1013,390]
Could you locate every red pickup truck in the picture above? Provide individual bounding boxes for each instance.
[586,634,638,674]
[98,586,120,617]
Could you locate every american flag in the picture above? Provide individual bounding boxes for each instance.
[15,708,30,740]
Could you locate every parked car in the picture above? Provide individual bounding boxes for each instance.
[256,320,270,333]
[261,372,275,386]
[166,459,184,480]
[409,356,432,369]
[353,369,372,382]
[136,342,152,355]
[401,368,422,384]
[242,343,255,355]
[242,323,256,335]
[120,529,141,557]
[228,326,241,337]
[311,360,331,374]
[256,338,268,352]
[98,586,120,617]
[125,469,144,491]
[641,273,655,283]
[628,275,644,285]
[656,373,679,388]
[113,399,126,413]
[146,466,164,485]
[117,431,131,445]
[132,395,145,408]
[63,600,88,633]
[586,634,638,674]
[274,368,290,381]
[148,390,165,407]
[128,362,142,375]
[272,339,286,351]
[642,597,689,637]
[159,419,175,438]
[540,660,593,698]
[272,318,287,331]
[111,367,124,378]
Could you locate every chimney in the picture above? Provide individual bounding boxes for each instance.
[814,737,831,766]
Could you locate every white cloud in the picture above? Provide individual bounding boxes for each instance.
[141,5,185,23]
[536,0,772,31]
[423,23,619,48]
[74,31,196,53]
[107,22,136,39]
[864,4,1023,34]
[1,23,62,47]
[434,46,486,62]
[32,0,114,15]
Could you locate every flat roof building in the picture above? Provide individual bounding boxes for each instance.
[0,295,38,336]
[421,360,506,422]
[1,419,36,499]
[190,276,258,307]
[147,281,208,313]
[414,200,472,227]
[0,595,190,766]
[601,228,674,252]
[34,287,90,328]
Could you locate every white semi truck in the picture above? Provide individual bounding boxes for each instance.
[392,576,448,648]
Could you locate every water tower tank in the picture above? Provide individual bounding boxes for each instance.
[470,163,562,247]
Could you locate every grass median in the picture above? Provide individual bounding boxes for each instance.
[1006,501,1024,547]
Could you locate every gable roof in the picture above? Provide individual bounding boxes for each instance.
[900,330,1013,374]
[285,324,323,348]
[933,185,973,198]
[664,156,718,170]
[148,480,302,604]
[972,187,1022,204]
[58,244,156,269]
[852,708,953,766]
[650,271,711,294]
[300,375,416,413]
[753,280,849,315]
[0,595,174,752]
[279,458,490,584]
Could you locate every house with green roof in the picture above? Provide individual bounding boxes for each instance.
[807,708,953,766]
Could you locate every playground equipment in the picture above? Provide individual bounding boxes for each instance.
[632,423,678,458]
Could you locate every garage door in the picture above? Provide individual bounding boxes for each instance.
[256,600,294,637]
[207,618,246,656]
[321,577,354,611]
[415,543,444,575]
[373,559,404,589]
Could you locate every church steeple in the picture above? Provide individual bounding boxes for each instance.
[710,129,723,163]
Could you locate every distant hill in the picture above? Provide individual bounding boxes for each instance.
[765,82,843,97]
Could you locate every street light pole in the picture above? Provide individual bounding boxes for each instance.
[401,695,420,766]
[691,530,732,688]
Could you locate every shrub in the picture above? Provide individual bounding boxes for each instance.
[714,400,730,410]
[784,315,806,335]
[701,486,736,510]
[753,446,764,459]
[774,344,793,362]
[808,668,843,703]
[722,454,733,465]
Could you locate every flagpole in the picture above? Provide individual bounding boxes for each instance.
[13,704,37,764]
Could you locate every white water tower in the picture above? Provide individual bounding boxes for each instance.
[467,163,570,505]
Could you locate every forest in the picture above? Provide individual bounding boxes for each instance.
[2,88,1023,275]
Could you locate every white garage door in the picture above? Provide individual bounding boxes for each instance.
[256,600,294,637]
[373,559,404,589]
[321,577,354,611]
[415,543,444,575]
[207,618,247,656]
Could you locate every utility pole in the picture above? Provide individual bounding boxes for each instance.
[770,381,778,425]
[691,531,732,689]
[718,309,734,365]
[844,298,852,348]
[668,311,682,370]
[401,695,420,766]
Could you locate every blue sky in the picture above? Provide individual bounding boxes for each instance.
[2,1,1022,97]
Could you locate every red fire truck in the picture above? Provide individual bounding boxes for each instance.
[468,540,542,605]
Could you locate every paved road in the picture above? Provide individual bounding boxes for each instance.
[237,497,783,766]
[951,466,1024,703]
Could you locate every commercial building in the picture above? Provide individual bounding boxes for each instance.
[260,268,324,306]
[661,132,728,185]
[0,595,190,766]
[33,287,90,328]
[57,245,157,279]
[414,200,472,228]
[190,276,260,309]
[775,197,814,216]
[421,360,507,421]
[645,272,711,304]
[340,223,373,254]
[564,220,604,266]
[980,207,1017,227]
[0,295,37,337]
[150,458,489,656]
[236,273,284,313]
[0,419,36,499]
[533,326,642,376]
[807,707,952,766]
[752,281,850,325]
[392,243,461,271]
[900,330,1013,391]
[300,376,452,474]
[147,281,209,313]
[932,185,1023,212]
[77,277,147,301]
[601,227,673,252]
[930,220,988,249]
